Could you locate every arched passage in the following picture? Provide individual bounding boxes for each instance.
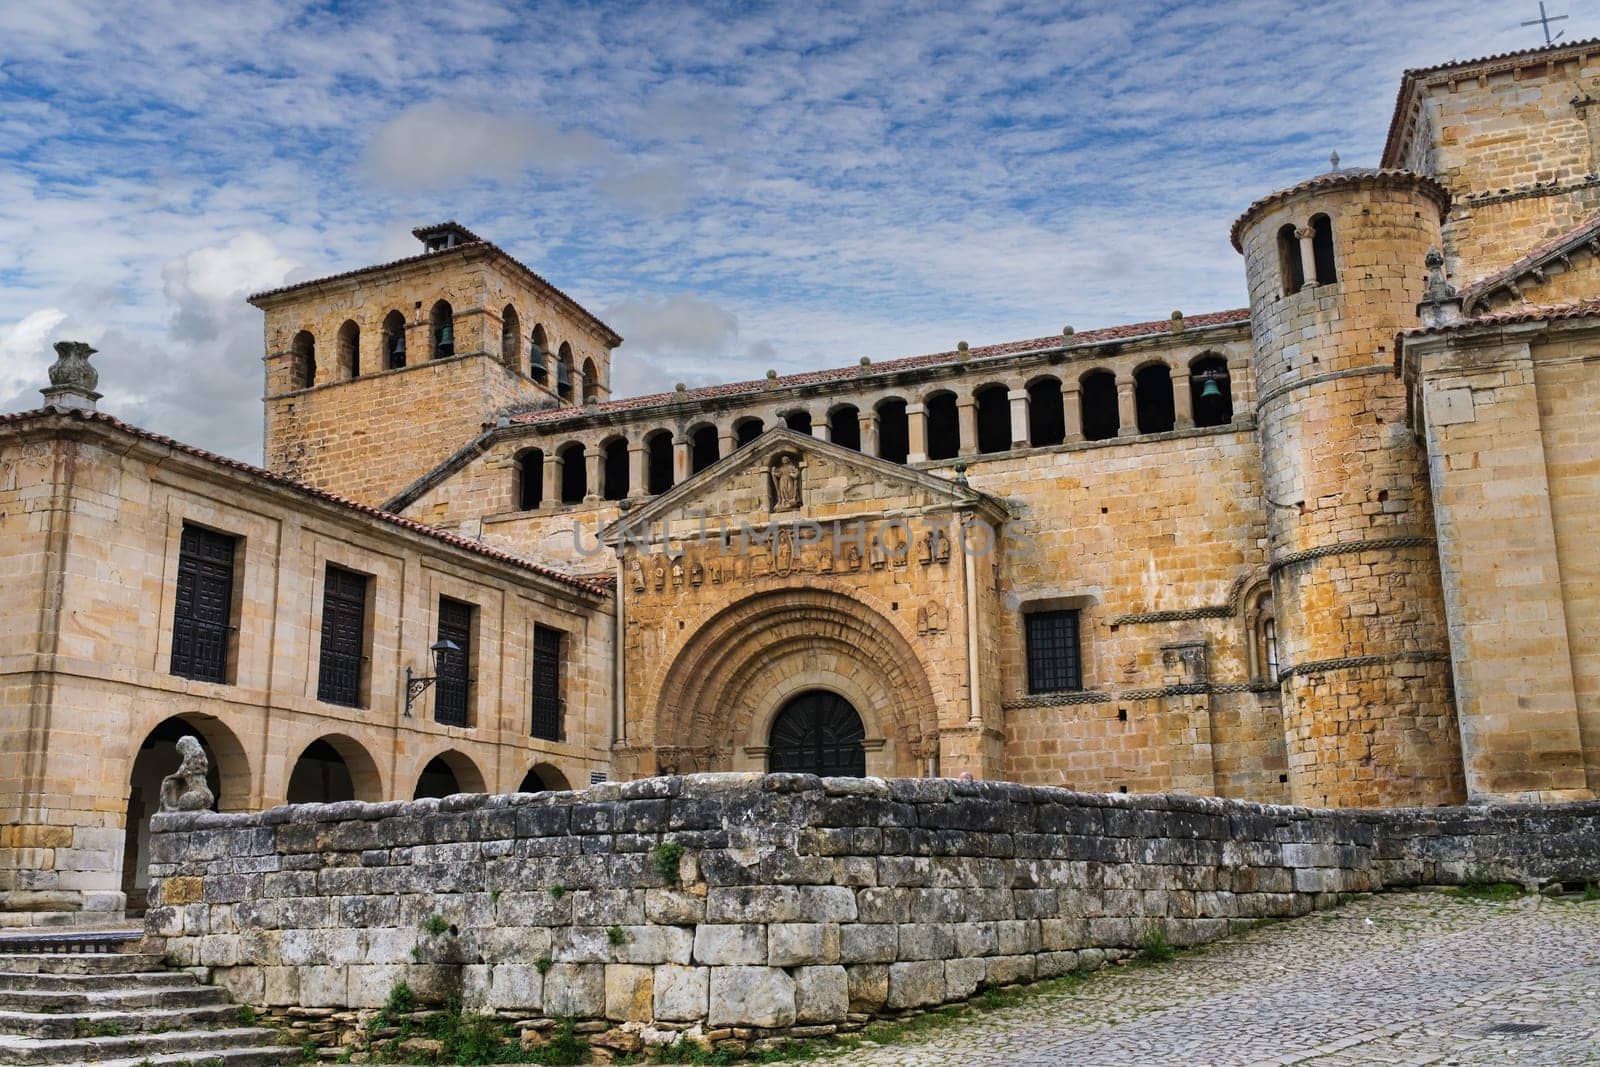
[1134,362,1175,434]
[690,424,719,474]
[291,330,316,388]
[649,588,940,778]
[828,405,861,451]
[1027,376,1065,446]
[122,714,249,914]
[530,324,549,383]
[925,391,959,460]
[286,735,383,805]
[518,763,572,793]
[558,441,586,503]
[602,437,629,500]
[733,417,764,447]
[1190,353,1234,427]
[516,447,544,510]
[1080,370,1118,441]
[382,310,407,370]
[876,398,909,463]
[768,690,867,777]
[430,300,455,359]
[413,750,486,799]
[645,429,674,494]
[974,384,1010,454]
[582,357,600,403]
[337,319,360,380]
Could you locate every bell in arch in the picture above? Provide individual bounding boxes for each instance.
[1200,374,1222,401]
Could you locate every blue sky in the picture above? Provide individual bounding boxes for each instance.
[0,0,1575,460]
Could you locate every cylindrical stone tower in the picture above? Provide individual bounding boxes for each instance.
[1232,169,1465,808]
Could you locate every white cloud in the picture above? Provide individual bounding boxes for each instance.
[163,232,298,344]
[0,308,69,400]
[360,102,612,189]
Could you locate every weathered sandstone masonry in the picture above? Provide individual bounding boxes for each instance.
[146,774,1600,1043]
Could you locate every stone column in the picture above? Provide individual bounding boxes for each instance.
[571,364,587,403]
[627,440,646,498]
[906,403,928,463]
[1008,388,1030,449]
[673,435,691,484]
[1171,365,1194,429]
[811,416,828,441]
[584,444,601,502]
[1062,385,1083,442]
[1297,225,1318,288]
[859,409,879,456]
[718,427,735,457]
[542,451,560,509]
[957,398,977,455]
[1116,379,1136,437]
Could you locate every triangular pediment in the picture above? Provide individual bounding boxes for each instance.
[600,427,1005,547]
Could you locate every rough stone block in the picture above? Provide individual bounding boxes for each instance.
[840,923,897,963]
[694,923,767,965]
[545,963,605,1017]
[653,964,708,1022]
[846,963,889,1013]
[886,960,945,1009]
[767,923,840,966]
[793,965,849,1023]
[944,956,987,1000]
[708,966,797,1028]
[488,964,543,1010]
[605,964,654,1021]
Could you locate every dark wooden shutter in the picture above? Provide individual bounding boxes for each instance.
[1025,610,1082,694]
[317,566,368,707]
[531,625,564,741]
[435,598,473,727]
[170,524,237,683]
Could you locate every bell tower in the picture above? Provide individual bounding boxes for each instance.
[1234,168,1465,808]
[249,223,621,507]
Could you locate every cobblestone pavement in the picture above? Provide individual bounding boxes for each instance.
[828,892,1600,1066]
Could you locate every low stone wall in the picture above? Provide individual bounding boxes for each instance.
[145,774,1600,1045]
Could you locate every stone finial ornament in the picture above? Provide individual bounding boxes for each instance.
[159,736,215,813]
[1418,247,1463,327]
[41,341,102,411]
[1329,150,1341,172]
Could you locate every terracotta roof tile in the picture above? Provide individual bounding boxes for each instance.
[247,235,622,347]
[507,308,1250,428]
[1398,298,1600,342]
[1455,215,1600,310]
[0,407,609,597]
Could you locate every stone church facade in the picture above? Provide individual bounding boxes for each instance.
[6,38,1600,924]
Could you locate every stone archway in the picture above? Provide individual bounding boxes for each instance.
[649,588,940,777]
[286,734,384,804]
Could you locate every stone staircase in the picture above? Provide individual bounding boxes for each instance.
[0,929,295,1065]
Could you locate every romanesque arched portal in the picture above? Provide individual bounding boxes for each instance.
[647,587,941,777]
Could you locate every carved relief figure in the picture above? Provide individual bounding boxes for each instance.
[689,556,705,586]
[770,454,802,511]
[159,736,214,813]
[843,541,863,571]
[933,527,952,563]
[652,556,667,590]
[630,558,646,592]
[916,600,948,634]
[774,528,795,575]
[917,530,934,565]
[671,557,685,587]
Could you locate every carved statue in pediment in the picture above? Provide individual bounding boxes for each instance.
[629,558,646,593]
[917,530,934,565]
[819,546,834,573]
[844,541,863,571]
[916,600,948,634]
[159,736,214,813]
[770,454,802,511]
[934,527,952,563]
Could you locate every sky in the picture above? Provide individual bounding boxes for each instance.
[0,0,1577,461]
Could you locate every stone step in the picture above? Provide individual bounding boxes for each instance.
[53,1050,294,1067]
[0,930,142,956]
[0,953,165,976]
[0,985,231,1013]
[0,1003,249,1039]
[0,970,201,993]
[0,1025,290,1065]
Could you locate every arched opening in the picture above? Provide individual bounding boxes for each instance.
[876,398,909,464]
[733,417,764,447]
[646,430,674,494]
[1027,376,1065,446]
[1278,223,1304,296]
[690,424,720,474]
[515,448,544,510]
[122,715,248,915]
[413,751,485,800]
[285,735,381,805]
[1310,213,1337,285]
[828,405,861,451]
[582,358,600,403]
[518,763,572,793]
[974,384,1010,454]
[291,330,316,389]
[781,410,812,435]
[1134,363,1175,434]
[1190,354,1234,428]
[558,441,587,503]
[557,343,575,401]
[530,324,549,384]
[767,690,866,777]
[925,390,959,460]
[501,305,521,373]
[430,300,455,359]
[382,310,407,370]
[1079,370,1118,441]
[602,437,629,500]
[337,320,360,380]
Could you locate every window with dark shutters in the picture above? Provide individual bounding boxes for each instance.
[1025,609,1083,693]
[317,565,369,707]
[531,625,564,741]
[170,524,237,684]
[435,597,473,727]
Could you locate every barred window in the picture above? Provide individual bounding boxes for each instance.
[170,524,237,684]
[531,625,565,741]
[435,597,474,727]
[1025,609,1082,693]
[317,565,369,707]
